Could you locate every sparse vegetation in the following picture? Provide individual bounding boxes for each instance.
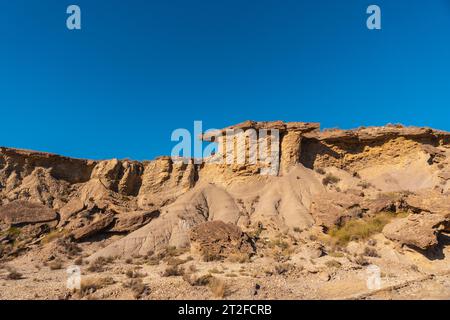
[328,212,405,246]
[202,252,222,262]
[354,255,369,266]
[325,260,342,269]
[274,263,292,275]
[41,230,69,245]
[208,277,226,298]
[357,181,373,189]
[123,278,149,299]
[126,269,145,278]
[166,256,192,267]
[328,251,345,258]
[315,168,326,175]
[363,246,379,257]
[160,246,186,258]
[227,253,251,263]
[6,268,23,280]
[87,256,115,273]
[410,264,420,272]
[162,265,184,277]
[322,174,341,186]
[79,276,115,297]
[183,273,212,286]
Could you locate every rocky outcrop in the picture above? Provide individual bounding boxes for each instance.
[405,191,450,218]
[382,213,449,250]
[0,201,58,226]
[310,192,363,229]
[70,214,115,241]
[190,221,255,260]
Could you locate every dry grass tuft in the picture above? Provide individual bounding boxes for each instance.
[208,277,226,298]
[79,276,115,297]
[87,256,115,273]
[6,268,23,280]
[328,212,404,246]
[123,278,149,299]
[162,265,184,277]
[322,174,341,186]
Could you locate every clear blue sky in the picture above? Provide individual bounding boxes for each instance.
[1,0,450,160]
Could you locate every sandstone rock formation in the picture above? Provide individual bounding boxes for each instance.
[0,121,449,262]
[382,213,449,250]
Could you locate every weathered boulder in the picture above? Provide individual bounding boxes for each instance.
[405,191,450,218]
[310,192,363,229]
[0,201,58,226]
[190,220,255,260]
[382,213,449,250]
[109,210,159,233]
[70,214,115,241]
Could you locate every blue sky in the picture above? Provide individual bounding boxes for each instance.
[1,0,450,160]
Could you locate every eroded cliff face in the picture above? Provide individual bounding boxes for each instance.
[0,121,449,260]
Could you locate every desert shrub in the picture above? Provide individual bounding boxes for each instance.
[322,174,341,186]
[274,263,292,275]
[410,264,420,272]
[354,255,369,266]
[123,278,149,299]
[324,260,342,269]
[227,253,250,264]
[208,277,226,298]
[328,251,345,258]
[183,273,212,286]
[126,269,145,278]
[41,230,69,244]
[87,256,114,273]
[363,246,379,257]
[315,168,326,175]
[166,257,192,267]
[162,246,186,258]
[328,213,397,246]
[269,238,289,250]
[202,252,222,262]
[162,265,184,277]
[357,181,373,189]
[79,276,115,297]
[6,268,23,280]
[56,238,82,257]
[146,256,160,266]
